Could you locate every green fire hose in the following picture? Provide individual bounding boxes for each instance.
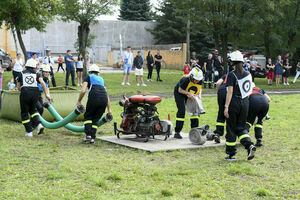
[44,102,113,132]
[40,104,85,129]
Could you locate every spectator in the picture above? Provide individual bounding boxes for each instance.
[42,49,56,87]
[213,54,223,87]
[266,58,275,85]
[282,52,289,65]
[190,51,199,66]
[283,59,292,85]
[275,55,283,87]
[121,46,133,85]
[57,54,64,73]
[31,52,40,70]
[203,53,214,89]
[183,62,191,75]
[8,79,16,91]
[11,53,23,84]
[133,51,146,86]
[0,63,3,89]
[250,56,257,82]
[292,61,300,84]
[64,50,76,87]
[154,49,163,82]
[77,54,84,86]
[243,59,251,71]
[146,51,154,82]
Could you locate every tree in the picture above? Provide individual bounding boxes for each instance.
[0,0,58,61]
[60,0,118,74]
[119,0,151,21]
[148,0,186,44]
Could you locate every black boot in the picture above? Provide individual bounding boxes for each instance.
[255,139,263,147]
[247,145,256,160]
[174,132,182,139]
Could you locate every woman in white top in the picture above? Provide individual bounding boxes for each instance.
[11,53,24,84]
[76,54,84,86]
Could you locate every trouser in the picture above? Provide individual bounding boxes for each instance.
[50,66,56,87]
[66,67,75,86]
[147,65,153,79]
[36,94,44,115]
[0,77,2,89]
[214,88,227,136]
[57,63,64,72]
[12,71,21,84]
[156,65,161,81]
[84,98,107,139]
[293,71,300,83]
[204,71,212,88]
[250,70,255,82]
[174,92,199,133]
[225,97,253,156]
[20,90,41,133]
[246,96,269,140]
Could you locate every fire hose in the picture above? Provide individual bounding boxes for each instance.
[41,102,113,132]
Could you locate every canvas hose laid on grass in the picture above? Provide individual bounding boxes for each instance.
[43,102,113,132]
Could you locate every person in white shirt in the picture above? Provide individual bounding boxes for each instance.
[121,46,133,86]
[76,54,84,86]
[42,49,56,87]
[11,53,24,84]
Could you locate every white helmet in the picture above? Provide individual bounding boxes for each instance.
[41,64,51,72]
[214,71,219,77]
[88,64,100,73]
[25,59,37,68]
[230,51,244,62]
[190,67,203,81]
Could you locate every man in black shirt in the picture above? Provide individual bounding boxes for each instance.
[203,54,214,88]
[154,50,163,82]
[133,51,146,86]
[190,51,199,67]
[17,59,51,137]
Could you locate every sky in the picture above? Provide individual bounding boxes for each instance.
[100,0,159,20]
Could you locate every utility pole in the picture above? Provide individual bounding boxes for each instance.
[186,17,190,63]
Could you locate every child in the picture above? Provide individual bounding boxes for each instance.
[8,79,16,91]
[17,59,51,137]
[133,51,146,86]
[36,64,50,115]
[183,62,191,75]
[77,64,112,144]
[57,54,64,73]
[76,54,84,86]
[283,59,292,85]
[0,64,3,89]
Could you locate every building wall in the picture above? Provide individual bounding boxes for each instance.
[0,23,17,58]
[21,19,156,62]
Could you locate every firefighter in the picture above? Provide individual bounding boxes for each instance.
[36,64,51,115]
[77,64,112,144]
[246,85,270,147]
[17,59,51,137]
[224,50,256,161]
[174,67,204,139]
[213,73,229,143]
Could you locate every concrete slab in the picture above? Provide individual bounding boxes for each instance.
[97,133,225,152]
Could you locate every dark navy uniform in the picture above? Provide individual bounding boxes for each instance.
[17,68,42,132]
[214,74,228,136]
[83,74,108,139]
[246,87,269,142]
[36,77,49,115]
[174,76,202,133]
[225,71,254,156]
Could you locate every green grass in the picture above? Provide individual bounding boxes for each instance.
[0,94,299,199]
[2,70,300,97]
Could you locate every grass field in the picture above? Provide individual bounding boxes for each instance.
[0,93,299,199]
[2,69,300,97]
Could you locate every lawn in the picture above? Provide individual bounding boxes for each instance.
[2,70,300,97]
[0,94,299,199]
